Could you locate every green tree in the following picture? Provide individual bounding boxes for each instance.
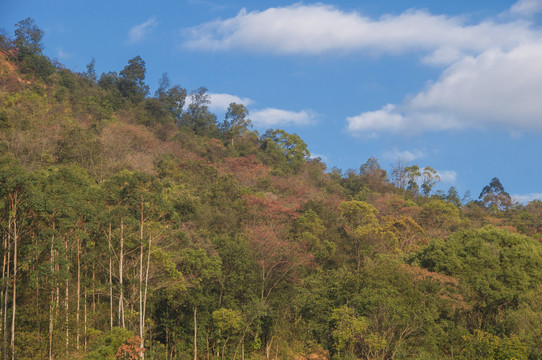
[221,103,252,147]
[420,166,440,196]
[330,305,367,358]
[415,227,542,329]
[260,129,309,174]
[85,57,97,83]
[179,87,218,136]
[338,200,388,270]
[460,330,528,360]
[14,17,43,55]
[118,56,149,104]
[155,73,187,123]
[212,308,243,358]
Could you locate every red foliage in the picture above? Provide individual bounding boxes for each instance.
[243,193,299,224]
[245,223,313,299]
[217,155,270,187]
[371,193,421,218]
[115,336,145,360]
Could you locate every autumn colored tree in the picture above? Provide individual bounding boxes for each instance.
[479,177,512,211]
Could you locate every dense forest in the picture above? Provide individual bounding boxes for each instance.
[1,18,542,360]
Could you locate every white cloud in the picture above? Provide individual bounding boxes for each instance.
[183,4,538,62]
[250,108,316,127]
[185,92,314,127]
[382,148,426,162]
[510,0,542,16]
[128,17,158,44]
[348,42,542,135]
[346,104,405,135]
[207,93,253,112]
[436,170,457,183]
[512,192,542,204]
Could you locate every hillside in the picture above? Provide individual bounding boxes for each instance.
[1,19,542,360]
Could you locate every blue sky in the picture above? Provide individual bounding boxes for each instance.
[2,0,542,203]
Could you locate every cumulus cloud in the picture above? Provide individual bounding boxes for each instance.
[186,92,315,127]
[184,2,542,135]
[348,42,542,135]
[512,192,542,204]
[510,0,542,16]
[207,93,253,112]
[183,4,538,62]
[128,17,158,44]
[250,108,316,127]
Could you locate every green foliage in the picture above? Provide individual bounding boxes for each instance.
[221,102,252,147]
[212,308,243,336]
[118,56,149,104]
[415,227,542,329]
[260,129,309,174]
[460,330,528,360]
[14,17,44,55]
[330,305,368,354]
[179,87,218,136]
[85,328,135,360]
[3,17,542,360]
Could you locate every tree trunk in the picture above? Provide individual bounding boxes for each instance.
[3,219,11,360]
[10,194,18,360]
[48,230,55,360]
[84,265,88,350]
[76,236,80,350]
[139,197,145,358]
[64,238,69,354]
[0,229,6,347]
[108,222,113,330]
[92,262,95,326]
[118,219,125,328]
[193,305,198,360]
[142,234,152,358]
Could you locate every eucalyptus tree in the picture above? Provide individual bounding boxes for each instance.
[0,156,31,360]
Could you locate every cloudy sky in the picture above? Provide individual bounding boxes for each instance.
[2,0,542,202]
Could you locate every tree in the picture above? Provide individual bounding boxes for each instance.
[0,156,30,360]
[330,305,368,358]
[221,103,252,147]
[359,157,388,193]
[479,177,512,210]
[212,308,243,358]
[118,56,149,104]
[14,17,43,55]
[390,159,409,190]
[179,87,218,136]
[260,129,309,174]
[85,57,97,83]
[338,200,391,270]
[155,73,187,122]
[403,165,440,196]
[405,165,421,195]
[13,18,55,81]
[420,166,440,197]
[415,227,542,329]
[177,248,222,360]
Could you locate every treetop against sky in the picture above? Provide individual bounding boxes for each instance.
[2,0,542,202]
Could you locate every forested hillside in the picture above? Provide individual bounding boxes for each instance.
[2,18,542,360]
